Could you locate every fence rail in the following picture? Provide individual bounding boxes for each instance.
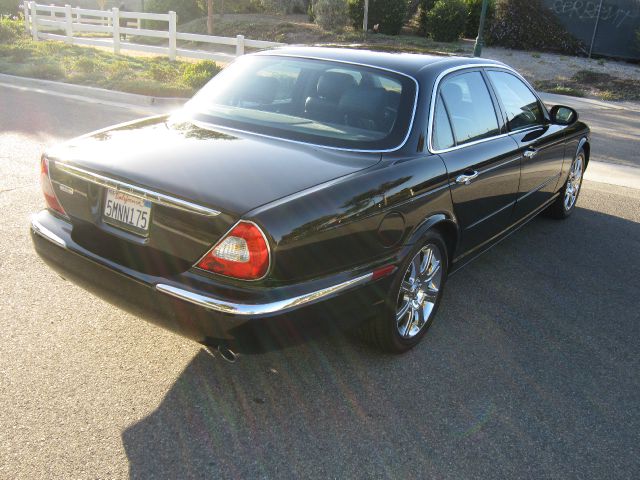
[22,2,285,62]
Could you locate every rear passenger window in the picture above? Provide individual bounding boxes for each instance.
[432,94,454,150]
[439,71,500,146]
[487,70,543,131]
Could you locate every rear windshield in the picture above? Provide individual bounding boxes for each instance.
[184,55,417,151]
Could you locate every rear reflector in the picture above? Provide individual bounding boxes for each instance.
[40,155,67,218]
[196,221,270,280]
[372,264,396,281]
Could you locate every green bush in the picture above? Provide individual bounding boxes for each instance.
[0,16,23,43]
[487,0,584,54]
[23,63,66,80]
[0,0,20,16]
[347,0,409,35]
[261,0,307,13]
[145,0,203,29]
[416,0,435,36]
[463,0,494,38]
[108,60,134,81]
[313,0,348,30]
[427,0,466,42]
[148,62,178,82]
[73,57,97,74]
[181,60,221,89]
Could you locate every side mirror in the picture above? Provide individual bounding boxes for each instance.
[550,105,578,125]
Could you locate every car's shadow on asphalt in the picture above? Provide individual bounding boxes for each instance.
[122,205,640,479]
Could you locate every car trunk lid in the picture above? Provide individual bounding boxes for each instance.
[45,115,380,276]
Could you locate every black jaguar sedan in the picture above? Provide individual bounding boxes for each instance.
[31,47,590,354]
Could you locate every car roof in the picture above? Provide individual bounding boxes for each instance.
[253,47,508,78]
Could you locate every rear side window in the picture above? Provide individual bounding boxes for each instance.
[439,71,500,146]
[432,94,454,150]
[487,70,543,131]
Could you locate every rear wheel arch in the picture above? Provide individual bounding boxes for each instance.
[406,214,459,267]
[582,140,590,166]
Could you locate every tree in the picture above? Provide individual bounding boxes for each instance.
[207,0,213,34]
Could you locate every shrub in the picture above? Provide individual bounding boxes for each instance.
[463,0,494,38]
[148,62,178,82]
[416,0,435,36]
[108,60,134,81]
[73,57,97,74]
[0,16,23,43]
[144,0,203,29]
[0,0,20,16]
[261,0,307,13]
[487,0,584,54]
[313,0,348,30]
[23,63,66,80]
[427,0,466,42]
[347,0,409,35]
[181,60,221,89]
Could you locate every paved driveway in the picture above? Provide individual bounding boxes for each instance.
[1,86,639,479]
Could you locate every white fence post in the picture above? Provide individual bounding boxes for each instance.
[236,35,245,56]
[112,7,120,54]
[168,10,177,61]
[49,3,54,19]
[64,4,72,43]
[29,2,38,41]
[22,1,29,33]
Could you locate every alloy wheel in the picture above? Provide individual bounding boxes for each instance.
[564,153,584,211]
[396,244,443,339]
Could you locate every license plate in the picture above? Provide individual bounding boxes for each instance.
[103,189,152,236]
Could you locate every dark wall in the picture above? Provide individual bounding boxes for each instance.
[545,0,640,60]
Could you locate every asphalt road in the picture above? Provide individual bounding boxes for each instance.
[1,86,639,479]
[542,92,640,169]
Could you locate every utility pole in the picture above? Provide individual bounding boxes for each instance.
[473,0,489,57]
[363,0,369,34]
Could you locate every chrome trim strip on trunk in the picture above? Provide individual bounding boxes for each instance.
[156,272,373,316]
[31,217,67,248]
[55,162,221,217]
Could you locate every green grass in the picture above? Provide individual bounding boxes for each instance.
[0,18,220,97]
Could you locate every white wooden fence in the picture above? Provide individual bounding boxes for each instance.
[22,2,284,62]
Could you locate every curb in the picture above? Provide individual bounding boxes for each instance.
[584,161,640,191]
[0,73,187,110]
[539,91,640,112]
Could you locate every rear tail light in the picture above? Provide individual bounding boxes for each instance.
[40,155,68,218]
[196,221,270,280]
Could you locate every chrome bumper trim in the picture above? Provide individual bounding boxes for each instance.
[156,272,373,316]
[55,162,220,217]
[31,217,67,248]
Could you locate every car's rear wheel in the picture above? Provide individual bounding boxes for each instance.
[546,149,585,219]
[361,231,448,353]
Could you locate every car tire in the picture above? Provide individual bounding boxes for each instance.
[361,230,449,353]
[546,148,586,219]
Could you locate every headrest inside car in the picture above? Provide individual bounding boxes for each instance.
[242,76,279,104]
[317,72,357,101]
[338,87,387,119]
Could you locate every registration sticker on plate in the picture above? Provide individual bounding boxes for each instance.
[103,189,152,235]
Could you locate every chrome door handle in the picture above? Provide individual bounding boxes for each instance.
[456,170,479,185]
[523,148,538,159]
